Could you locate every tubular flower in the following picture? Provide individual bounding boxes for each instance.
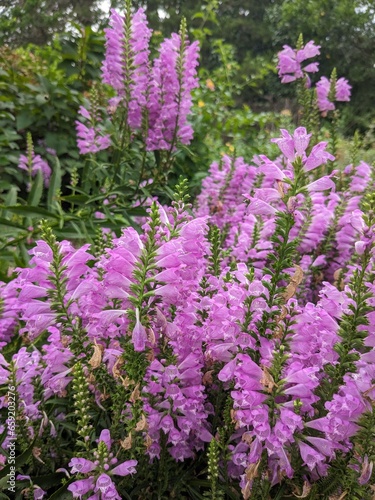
[277,41,320,83]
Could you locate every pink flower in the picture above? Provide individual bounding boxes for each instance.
[111,459,138,476]
[246,198,278,216]
[69,458,96,474]
[306,176,336,192]
[336,77,351,101]
[303,142,335,171]
[98,428,112,449]
[298,441,326,471]
[271,127,311,161]
[102,8,152,129]
[18,153,51,187]
[277,41,320,83]
[95,473,115,494]
[75,121,111,155]
[147,33,200,150]
[316,76,351,113]
[359,456,373,485]
[68,477,95,498]
[132,308,147,351]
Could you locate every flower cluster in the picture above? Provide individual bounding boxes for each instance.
[68,430,137,499]
[76,4,199,155]
[75,105,111,155]
[316,75,352,113]
[277,40,320,83]
[277,38,352,118]
[17,133,51,187]
[1,127,374,498]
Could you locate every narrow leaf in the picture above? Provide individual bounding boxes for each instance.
[27,170,44,207]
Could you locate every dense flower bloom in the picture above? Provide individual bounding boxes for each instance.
[2,125,375,497]
[102,8,152,129]
[147,33,200,150]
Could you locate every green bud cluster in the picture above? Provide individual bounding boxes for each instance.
[72,361,93,454]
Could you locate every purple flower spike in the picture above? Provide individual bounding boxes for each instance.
[102,8,152,130]
[18,153,51,187]
[147,32,199,150]
[75,121,111,155]
[277,40,320,83]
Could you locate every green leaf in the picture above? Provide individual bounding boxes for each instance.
[3,186,18,206]
[47,157,62,211]
[60,194,89,204]
[124,207,148,216]
[49,477,76,499]
[27,170,44,206]
[30,473,66,490]
[57,421,77,431]
[35,94,49,106]
[16,111,35,131]
[1,206,59,219]
[0,218,24,229]
[19,242,30,266]
[0,438,37,489]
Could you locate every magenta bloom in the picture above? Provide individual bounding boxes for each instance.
[306,175,336,192]
[271,127,311,161]
[132,308,147,351]
[68,477,95,498]
[111,459,138,476]
[303,142,335,171]
[359,456,373,485]
[18,152,51,187]
[98,428,112,449]
[75,121,111,155]
[69,458,96,474]
[147,33,200,150]
[316,76,351,113]
[102,8,152,129]
[298,441,326,471]
[336,77,351,101]
[94,474,118,496]
[277,41,320,83]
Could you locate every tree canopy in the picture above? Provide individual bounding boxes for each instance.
[2,0,375,128]
[0,0,103,46]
